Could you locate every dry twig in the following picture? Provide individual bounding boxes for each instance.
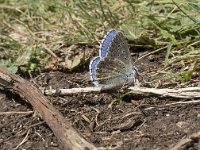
[44,86,200,99]
[128,86,200,99]
[0,111,34,115]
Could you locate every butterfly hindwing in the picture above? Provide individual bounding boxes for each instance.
[89,56,101,86]
[95,57,127,86]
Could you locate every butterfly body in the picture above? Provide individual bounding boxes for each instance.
[89,29,138,89]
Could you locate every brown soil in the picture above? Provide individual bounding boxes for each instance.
[0,50,200,150]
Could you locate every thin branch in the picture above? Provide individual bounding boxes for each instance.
[44,86,200,99]
[44,86,102,95]
[128,86,200,99]
[0,111,34,115]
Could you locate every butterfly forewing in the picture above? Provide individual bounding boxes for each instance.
[100,29,118,58]
[107,32,132,65]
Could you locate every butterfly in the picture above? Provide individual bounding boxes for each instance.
[89,29,138,90]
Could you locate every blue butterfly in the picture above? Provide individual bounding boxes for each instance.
[89,29,138,89]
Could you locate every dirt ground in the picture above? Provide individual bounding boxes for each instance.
[0,49,200,150]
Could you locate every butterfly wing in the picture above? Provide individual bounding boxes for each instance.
[107,32,132,64]
[100,29,118,58]
[90,56,101,86]
[94,57,128,88]
[90,29,137,89]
